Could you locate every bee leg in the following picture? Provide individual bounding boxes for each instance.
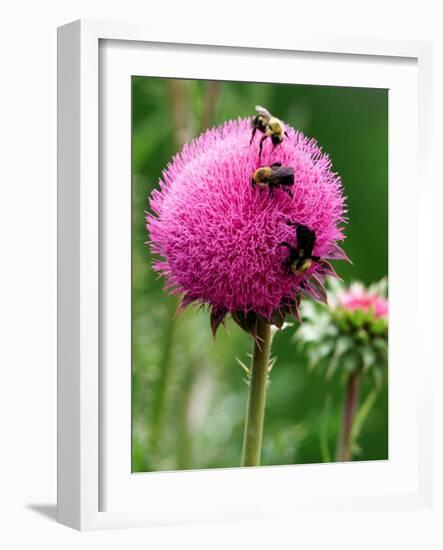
[279,242,293,258]
[268,184,275,198]
[249,127,257,145]
[279,242,298,268]
[296,261,306,273]
[280,252,294,273]
[283,187,293,199]
[258,135,267,158]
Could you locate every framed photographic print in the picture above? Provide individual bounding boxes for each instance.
[57,20,436,533]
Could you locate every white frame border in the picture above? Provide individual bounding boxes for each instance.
[57,19,433,531]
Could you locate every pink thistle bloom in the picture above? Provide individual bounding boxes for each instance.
[338,283,388,319]
[147,117,348,334]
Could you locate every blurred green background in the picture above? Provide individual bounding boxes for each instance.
[132,77,388,472]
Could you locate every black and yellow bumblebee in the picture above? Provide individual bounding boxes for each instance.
[280,222,321,274]
[251,162,295,198]
[250,105,289,157]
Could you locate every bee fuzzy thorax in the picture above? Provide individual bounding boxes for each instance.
[251,163,295,198]
[252,167,272,184]
[268,117,284,135]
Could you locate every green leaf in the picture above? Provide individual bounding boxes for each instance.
[355,328,369,344]
[351,388,380,444]
[326,354,340,380]
[308,341,334,369]
[372,337,388,354]
[333,335,354,358]
[342,350,360,372]
[373,367,384,388]
[296,323,321,343]
[333,309,350,332]
[351,309,365,328]
[319,394,332,463]
[371,317,388,335]
[361,346,376,373]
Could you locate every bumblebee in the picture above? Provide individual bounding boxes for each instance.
[280,222,321,274]
[250,105,289,157]
[251,163,295,198]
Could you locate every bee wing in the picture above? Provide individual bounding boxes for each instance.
[255,105,272,121]
[296,225,316,257]
[268,165,294,184]
[305,234,316,258]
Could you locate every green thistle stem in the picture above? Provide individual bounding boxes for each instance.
[337,370,360,462]
[350,387,379,443]
[241,318,271,467]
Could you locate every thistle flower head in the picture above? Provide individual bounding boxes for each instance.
[338,283,388,319]
[295,279,388,384]
[148,117,348,334]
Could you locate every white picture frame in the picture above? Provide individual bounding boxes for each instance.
[57,19,435,532]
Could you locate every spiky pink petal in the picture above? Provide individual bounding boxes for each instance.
[324,243,353,264]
